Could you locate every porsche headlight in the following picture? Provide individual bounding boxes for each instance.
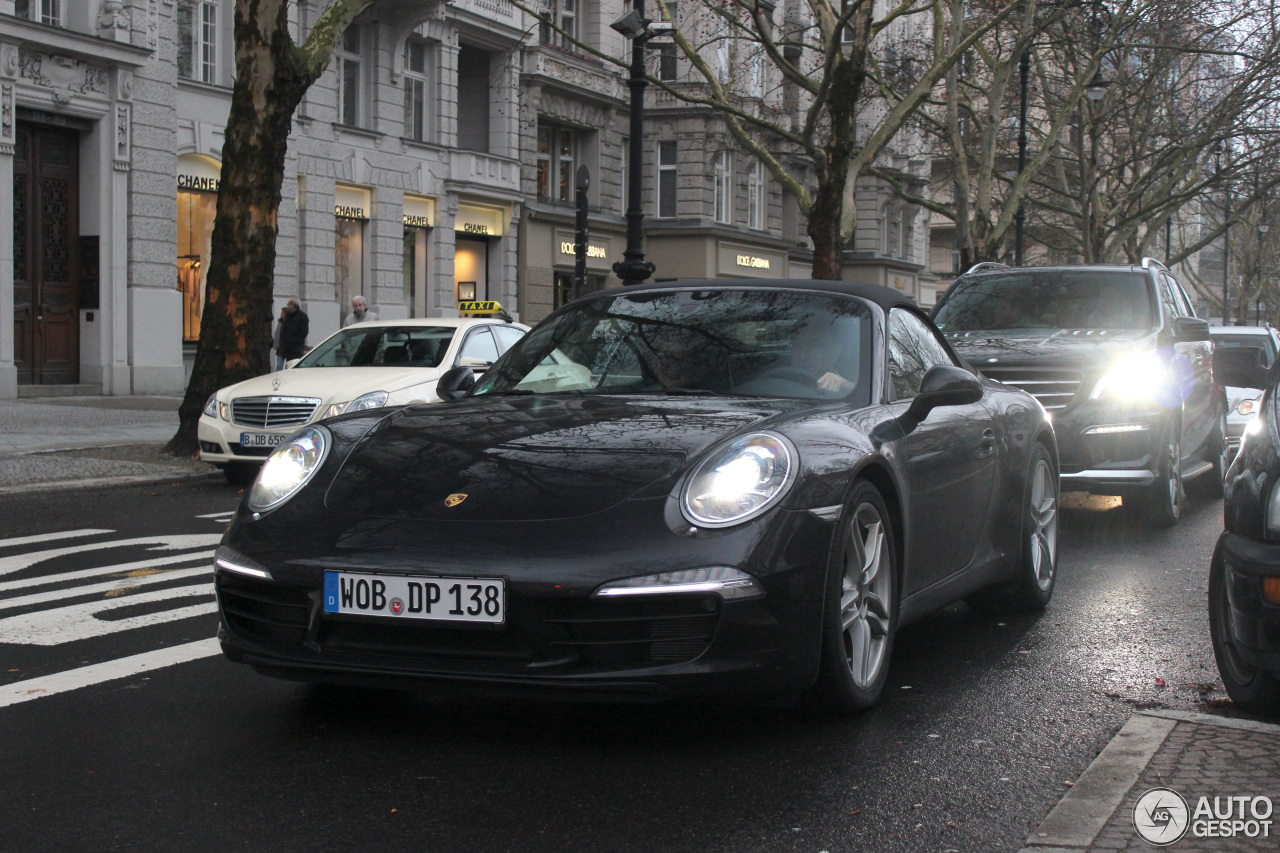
[248,426,330,511]
[203,393,218,418]
[1089,352,1171,401]
[681,433,796,527]
[1238,397,1259,416]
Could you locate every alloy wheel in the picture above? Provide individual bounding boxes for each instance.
[840,502,892,689]
[1028,457,1058,591]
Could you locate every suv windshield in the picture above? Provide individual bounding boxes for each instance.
[296,326,456,368]
[935,271,1154,332]
[473,288,872,403]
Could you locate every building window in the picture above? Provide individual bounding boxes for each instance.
[537,124,576,203]
[713,151,732,224]
[177,0,218,84]
[539,0,577,50]
[747,160,765,230]
[456,46,491,153]
[177,188,218,342]
[657,141,677,218]
[658,2,678,80]
[403,38,434,142]
[15,0,61,25]
[336,26,363,127]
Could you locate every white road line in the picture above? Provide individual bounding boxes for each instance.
[0,638,223,708]
[0,529,115,549]
[0,534,223,578]
[0,566,211,614]
[0,585,217,645]
[0,550,215,595]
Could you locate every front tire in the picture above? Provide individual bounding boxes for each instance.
[813,481,897,715]
[1011,442,1059,610]
[1209,541,1280,713]
[1141,427,1182,527]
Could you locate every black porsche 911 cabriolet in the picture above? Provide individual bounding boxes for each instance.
[214,280,1059,713]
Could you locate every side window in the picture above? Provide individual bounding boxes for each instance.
[1156,276,1179,322]
[458,328,500,365]
[887,309,955,401]
[1164,274,1192,317]
[492,325,525,353]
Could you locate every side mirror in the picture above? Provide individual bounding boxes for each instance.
[1172,316,1211,343]
[905,365,983,422]
[285,358,301,369]
[457,356,490,373]
[436,365,476,401]
[1214,346,1272,391]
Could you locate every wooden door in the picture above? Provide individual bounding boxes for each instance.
[14,124,79,385]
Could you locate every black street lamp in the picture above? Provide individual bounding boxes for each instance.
[611,3,660,286]
[1217,143,1231,325]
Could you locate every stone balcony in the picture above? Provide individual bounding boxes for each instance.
[447,149,521,196]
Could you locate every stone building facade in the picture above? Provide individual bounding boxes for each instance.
[0,0,934,399]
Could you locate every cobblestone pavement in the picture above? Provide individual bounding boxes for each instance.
[1096,717,1280,851]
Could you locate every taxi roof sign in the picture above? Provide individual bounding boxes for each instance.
[458,300,502,314]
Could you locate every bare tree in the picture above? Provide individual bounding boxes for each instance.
[168,0,376,456]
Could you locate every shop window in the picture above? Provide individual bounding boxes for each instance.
[456,46,491,153]
[336,215,366,322]
[403,228,428,318]
[403,38,436,143]
[747,159,765,230]
[713,151,732,224]
[178,0,219,84]
[454,236,488,302]
[177,189,217,342]
[657,140,677,219]
[539,0,577,51]
[537,123,578,204]
[336,26,364,127]
[15,0,61,25]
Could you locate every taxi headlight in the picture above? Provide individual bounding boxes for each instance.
[248,426,330,511]
[203,393,218,418]
[1089,352,1171,401]
[348,391,389,412]
[681,432,796,527]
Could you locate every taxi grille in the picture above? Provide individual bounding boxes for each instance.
[980,367,1083,412]
[216,572,311,645]
[230,396,321,429]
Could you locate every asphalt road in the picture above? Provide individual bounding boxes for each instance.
[0,480,1268,853]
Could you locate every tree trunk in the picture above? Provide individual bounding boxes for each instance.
[168,0,370,455]
[809,176,846,280]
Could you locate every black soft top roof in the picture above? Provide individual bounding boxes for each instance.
[601,278,921,313]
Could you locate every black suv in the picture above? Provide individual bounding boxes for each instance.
[932,259,1226,525]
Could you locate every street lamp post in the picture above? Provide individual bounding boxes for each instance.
[611,3,658,286]
[1258,213,1269,325]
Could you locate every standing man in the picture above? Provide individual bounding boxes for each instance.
[278,298,309,368]
[343,295,380,327]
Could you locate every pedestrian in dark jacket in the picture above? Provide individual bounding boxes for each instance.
[279,299,309,361]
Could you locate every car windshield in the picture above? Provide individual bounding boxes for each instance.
[296,326,456,368]
[934,271,1154,332]
[1213,333,1277,367]
[473,288,873,403]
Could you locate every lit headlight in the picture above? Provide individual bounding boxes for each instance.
[681,432,796,527]
[248,426,330,511]
[203,393,218,418]
[1238,397,1259,416]
[1089,352,1171,401]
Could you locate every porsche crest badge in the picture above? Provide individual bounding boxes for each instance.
[444,493,468,508]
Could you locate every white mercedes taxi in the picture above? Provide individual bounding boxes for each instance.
[199,314,528,483]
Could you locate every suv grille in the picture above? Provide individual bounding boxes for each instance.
[230,396,320,428]
[981,367,1083,411]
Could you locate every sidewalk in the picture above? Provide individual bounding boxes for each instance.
[0,397,215,491]
[1020,710,1280,852]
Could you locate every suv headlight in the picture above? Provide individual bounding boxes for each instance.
[248,426,330,511]
[1089,352,1172,401]
[681,432,797,527]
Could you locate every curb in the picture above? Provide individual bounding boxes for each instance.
[1018,711,1280,853]
[0,469,221,496]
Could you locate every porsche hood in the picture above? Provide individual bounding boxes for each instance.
[324,395,806,522]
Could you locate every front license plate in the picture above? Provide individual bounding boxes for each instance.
[323,572,505,624]
[240,432,287,448]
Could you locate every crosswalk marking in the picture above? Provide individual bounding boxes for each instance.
[0,584,216,645]
[0,639,222,708]
[0,529,115,549]
[0,534,223,578]
[0,550,215,594]
[0,566,210,614]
